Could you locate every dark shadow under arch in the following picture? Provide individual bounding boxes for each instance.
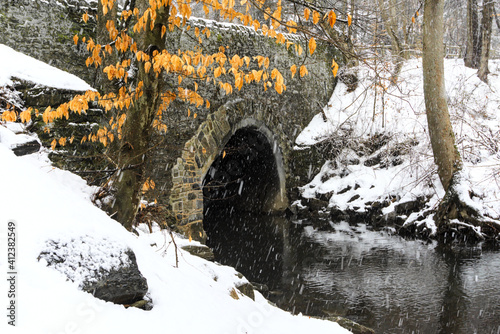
[202,126,281,214]
[202,126,288,287]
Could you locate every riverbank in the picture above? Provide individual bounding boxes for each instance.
[294,59,500,243]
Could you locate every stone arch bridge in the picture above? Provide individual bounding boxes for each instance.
[0,1,338,242]
[146,18,338,242]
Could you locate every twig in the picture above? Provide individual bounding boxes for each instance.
[169,229,179,268]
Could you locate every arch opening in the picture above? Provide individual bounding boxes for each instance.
[202,126,287,285]
[202,126,281,214]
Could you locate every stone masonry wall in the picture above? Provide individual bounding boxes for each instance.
[0,0,96,85]
[145,18,340,241]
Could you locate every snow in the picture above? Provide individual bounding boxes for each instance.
[0,44,93,91]
[0,123,38,150]
[0,126,350,333]
[297,58,500,235]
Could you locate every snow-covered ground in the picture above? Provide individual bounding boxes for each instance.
[0,129,351,334]
[0,46,350,333]
[297,58,500,235]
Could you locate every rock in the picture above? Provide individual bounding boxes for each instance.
[11,140,40,156]
[347,194,361,203]
[181,244,215,261]
[330,207,350,222]
[337,186,352,195]
[394,197,426,215]
[316,191,334,202]
[0,0,96,84]
[128,295,153,310]
[235,282,255,300]
[303,198,329,212]
[82,250,149,305]
[250,282,269,294]
[38,236,149,306]
[364,154,381,167]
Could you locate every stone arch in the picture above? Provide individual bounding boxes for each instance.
[170,101,288,242]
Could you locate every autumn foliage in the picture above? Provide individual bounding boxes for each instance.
[2,0,348,152]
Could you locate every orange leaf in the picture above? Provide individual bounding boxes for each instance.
[308,37,316,55]
[348,13,352,26]
[82,12,89,23]
[411,16,416,24]
[304,8,310,21]
[328,11,336,27]
[331,59,339,77]
[299,65,308,77]
[275,82,283,94]
[290,64,297,78]
[20,109,32,123]
[73,34,78,45]
[297,44,303,56]
[51,139,57,150]
[312,11,320,24]
[214,66,222,78]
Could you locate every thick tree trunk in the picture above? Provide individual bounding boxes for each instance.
[478,1,494,83]
[110,1,169,230]
[423,0,500,242]
[465,0,481,68]
[422,0,462,193]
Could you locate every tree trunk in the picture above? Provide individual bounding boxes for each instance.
[464,0,481,68]
[423,0,500,242]
[478,0,494,83]
[494,4,500,30]
[110,0,169,230]
[422,0,462,192]
[96,0,117,93]
[377,0,404,81]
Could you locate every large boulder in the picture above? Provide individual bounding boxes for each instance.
[38,235,149,306]
[82,249,148,305]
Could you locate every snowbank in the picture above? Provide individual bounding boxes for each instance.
[0,44,92,91]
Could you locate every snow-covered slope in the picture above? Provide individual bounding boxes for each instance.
[0,126,350,333]
[0,44,92,91]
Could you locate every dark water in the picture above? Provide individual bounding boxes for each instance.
[204,210,500,334]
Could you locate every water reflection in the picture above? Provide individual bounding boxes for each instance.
[204,211,500,334]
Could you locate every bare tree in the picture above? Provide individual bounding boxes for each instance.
[465,0,481,68]
[422,0,499,241]
[478,0,494,82]
[423,0,462,193]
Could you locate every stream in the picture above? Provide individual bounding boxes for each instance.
[204,209,500,334]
